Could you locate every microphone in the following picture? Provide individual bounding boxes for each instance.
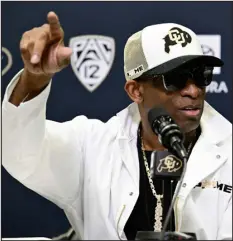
[148,107,188,159]
[135,107,197,240]
[147,107,190,240]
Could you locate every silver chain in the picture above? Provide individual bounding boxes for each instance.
[138,125,194,232]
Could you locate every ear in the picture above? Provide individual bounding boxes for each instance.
[124,80,144,104]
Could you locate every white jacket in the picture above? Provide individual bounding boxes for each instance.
[2,71,232,240]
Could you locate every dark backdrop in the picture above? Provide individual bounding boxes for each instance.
[2,1,232,238]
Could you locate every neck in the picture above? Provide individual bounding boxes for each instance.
[140,121,198,151]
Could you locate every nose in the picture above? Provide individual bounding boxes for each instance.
[180,79,203,99]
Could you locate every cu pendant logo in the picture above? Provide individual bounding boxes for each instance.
[2,47,13,76]
[164,27,192,53]
[157,155,182,173]
[69,35,115,92]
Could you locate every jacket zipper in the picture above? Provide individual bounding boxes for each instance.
[117,204,126,240]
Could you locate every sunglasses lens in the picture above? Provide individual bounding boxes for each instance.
[163,66,214,91]
[195,67,213,86]
[163,71,189,91]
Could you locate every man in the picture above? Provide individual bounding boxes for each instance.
[2,12,232,240]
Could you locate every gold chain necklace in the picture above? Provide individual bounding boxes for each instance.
[138,125,194,232]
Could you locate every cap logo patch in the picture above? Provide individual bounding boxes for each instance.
[127,65,144,78]
[164,27,192,53]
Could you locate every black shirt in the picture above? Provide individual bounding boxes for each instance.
[124,132,177,240]
[124,124,201,240]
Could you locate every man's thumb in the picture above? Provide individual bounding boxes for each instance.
[57,46,73,67]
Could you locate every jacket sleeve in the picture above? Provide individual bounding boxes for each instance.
[2,70,88,209]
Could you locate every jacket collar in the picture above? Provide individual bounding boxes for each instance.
[116,100,231,191]
[116,101,231,231]
[116,101,231,146]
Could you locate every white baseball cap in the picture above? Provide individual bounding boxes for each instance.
[124,23,223,81]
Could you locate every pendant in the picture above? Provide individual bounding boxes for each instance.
[154,195,163,232]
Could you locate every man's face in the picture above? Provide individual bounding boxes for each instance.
[139,66,208,134]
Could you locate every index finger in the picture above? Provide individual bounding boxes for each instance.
[47,11,63,38]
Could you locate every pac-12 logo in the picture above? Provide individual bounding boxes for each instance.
[2,47,13,76]
[69,35,115,92]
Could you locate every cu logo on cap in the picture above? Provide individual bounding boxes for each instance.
[164,27,192,53]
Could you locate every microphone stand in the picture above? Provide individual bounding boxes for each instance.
[135,142,197,240]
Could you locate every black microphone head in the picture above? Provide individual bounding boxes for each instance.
[148,107,178,136]
[148,107,185,157]
[148,107,170,129]
[148,107,171,135]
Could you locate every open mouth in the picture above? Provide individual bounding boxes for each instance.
[179,106,201,116]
